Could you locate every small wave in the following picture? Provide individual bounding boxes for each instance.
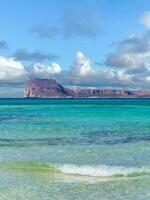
[1,162,150,178]
[56,164,150,177]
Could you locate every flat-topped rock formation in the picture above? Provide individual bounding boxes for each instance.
[24,79,150,98]
[24,79,68,98]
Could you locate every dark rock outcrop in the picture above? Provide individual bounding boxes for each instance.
[24,79,150,98]
[24,79,68,98]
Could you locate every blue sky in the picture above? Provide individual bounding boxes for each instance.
[0,0,147,66]
[0,0,150,97]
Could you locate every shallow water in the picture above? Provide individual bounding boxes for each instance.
[0,98,150,199]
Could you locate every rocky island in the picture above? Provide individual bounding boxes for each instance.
[24,79,150,98]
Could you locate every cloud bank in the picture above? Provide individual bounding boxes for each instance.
[34,63,61,76]
[13,49,59,62]
[1,47,150,90]
[31,8,101,39]
[0,56,27,83]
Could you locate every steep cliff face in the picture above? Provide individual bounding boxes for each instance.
[74,89,134,98]
[24,79,68,98]
[24,78,150,98]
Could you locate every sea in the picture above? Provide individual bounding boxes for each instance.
[0,98,150,200]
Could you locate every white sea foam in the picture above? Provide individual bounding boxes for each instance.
[56,164,150,177]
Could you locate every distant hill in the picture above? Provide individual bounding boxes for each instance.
[24,79,150,98]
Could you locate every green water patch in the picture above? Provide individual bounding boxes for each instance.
[0,162,59,173]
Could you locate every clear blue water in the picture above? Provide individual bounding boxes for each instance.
[0,98,150,199]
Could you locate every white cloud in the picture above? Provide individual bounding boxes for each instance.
[0,56,27,82]
[106,51,150,72]
[57,51,133,88]
[70,51,94,76]
[115,71,132,82]
[0,49,149,92]
[104,13,150,89]
[34,62,61,76]
[105,31,150,75]
[140,12,150,28]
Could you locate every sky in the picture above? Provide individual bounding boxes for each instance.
[1,0,150,97]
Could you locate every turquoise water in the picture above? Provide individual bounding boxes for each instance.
[0,98,150,200]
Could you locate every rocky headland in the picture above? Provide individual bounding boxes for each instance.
[24,79,150,98]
